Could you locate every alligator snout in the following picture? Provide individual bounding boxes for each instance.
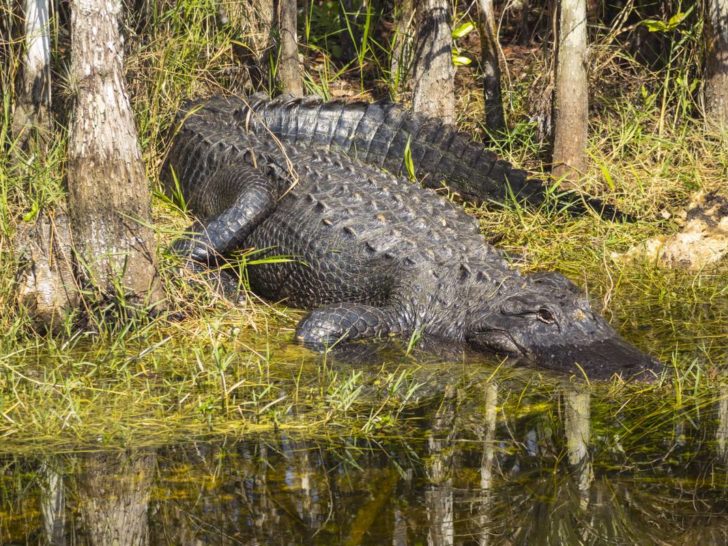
[528,335,663,381]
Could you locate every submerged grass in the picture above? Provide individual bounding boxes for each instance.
[0,1,726,451]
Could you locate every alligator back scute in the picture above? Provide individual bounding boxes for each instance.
[197,93,629,219]
[240,94,536,203]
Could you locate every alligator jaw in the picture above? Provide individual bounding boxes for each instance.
[529,335,662,381]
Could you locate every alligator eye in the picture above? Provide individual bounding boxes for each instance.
[537,308,555,324]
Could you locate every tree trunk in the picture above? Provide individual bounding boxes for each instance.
[76,451,156,546]
[235,0,275,89]
[411,0,455,123]
[552,0,588,182]
[718,384,728,463]
[67,0,163,309]
[16,212,79,331]
[278,0,303,95]
[517,0,531,45]
[251,0,276,54]
[478,0,505,132]
[704,0,728,127]
[390,0,415,92]
[12,0,52,146]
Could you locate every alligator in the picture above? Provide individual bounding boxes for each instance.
[222,93,628,219]
[163,95,660,379]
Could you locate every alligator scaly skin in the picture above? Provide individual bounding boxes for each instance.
[221,94,624,218]
[162,96,659,379]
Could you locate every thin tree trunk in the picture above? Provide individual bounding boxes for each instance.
[412,0,455,123]
[390,0,415,91]
[517,0,531,45]
[12,0,52,145]
[278,0,303,95]
[237,0,275,89]
[67,0,163,308]
[478,0,505,132]
[718,384,728,463]
[586,0,600,24]
[704,0,728,127]
[552,0,588,182]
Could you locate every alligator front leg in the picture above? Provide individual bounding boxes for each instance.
[173,164,281,263]
[295,304,402,349]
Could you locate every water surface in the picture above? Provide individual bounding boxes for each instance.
[4,374,728,545]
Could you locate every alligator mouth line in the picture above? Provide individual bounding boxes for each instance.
[476,329,528,358]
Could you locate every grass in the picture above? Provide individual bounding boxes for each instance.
[0,1,726,452]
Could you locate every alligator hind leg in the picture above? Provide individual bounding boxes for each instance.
[173,163,282,263]
[295,304,402,349]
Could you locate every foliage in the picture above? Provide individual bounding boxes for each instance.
[0,0,725,450]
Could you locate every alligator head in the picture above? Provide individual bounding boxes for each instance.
[465,272,661,380]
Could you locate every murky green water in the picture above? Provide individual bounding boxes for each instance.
[4,374,728,545]
[2,264,726,544]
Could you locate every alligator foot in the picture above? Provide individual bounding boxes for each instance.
[295,304,401,349]
[168,159,284,264]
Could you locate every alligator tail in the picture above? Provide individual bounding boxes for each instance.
[196,94,629,220]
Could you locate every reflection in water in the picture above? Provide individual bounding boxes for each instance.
[40,458,66,546]
[343,466,398,545]
[478,382,498,546]
[718,384,728,463]
[425,385,457,546]
[76,450,156,546]
[4,380,728,544]
[392,504,408,546]
[564,385,593,510]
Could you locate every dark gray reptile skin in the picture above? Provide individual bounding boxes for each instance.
[162,96,659,379]
[220,94,625,219]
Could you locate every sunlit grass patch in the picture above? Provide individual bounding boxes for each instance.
[0,1,726,453]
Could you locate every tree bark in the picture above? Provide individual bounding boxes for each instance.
[12,0,52,145]
[235,0,275,89]
[478,0,505,132]
[76,451,156,546]
[390,0,415,89]
[16,212,79,332]
[552,0,588,182]
[278,0,303,95]
[67,0,163,309]
[411,0,455,123]
[718,385,728,463]
[704,0,728,128]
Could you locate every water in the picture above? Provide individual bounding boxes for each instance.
[2,263,726,544]
[3,375,728,545]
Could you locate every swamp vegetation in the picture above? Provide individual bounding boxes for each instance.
[0,0,727,543]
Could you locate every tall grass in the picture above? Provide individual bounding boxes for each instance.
[0,1,725,449]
